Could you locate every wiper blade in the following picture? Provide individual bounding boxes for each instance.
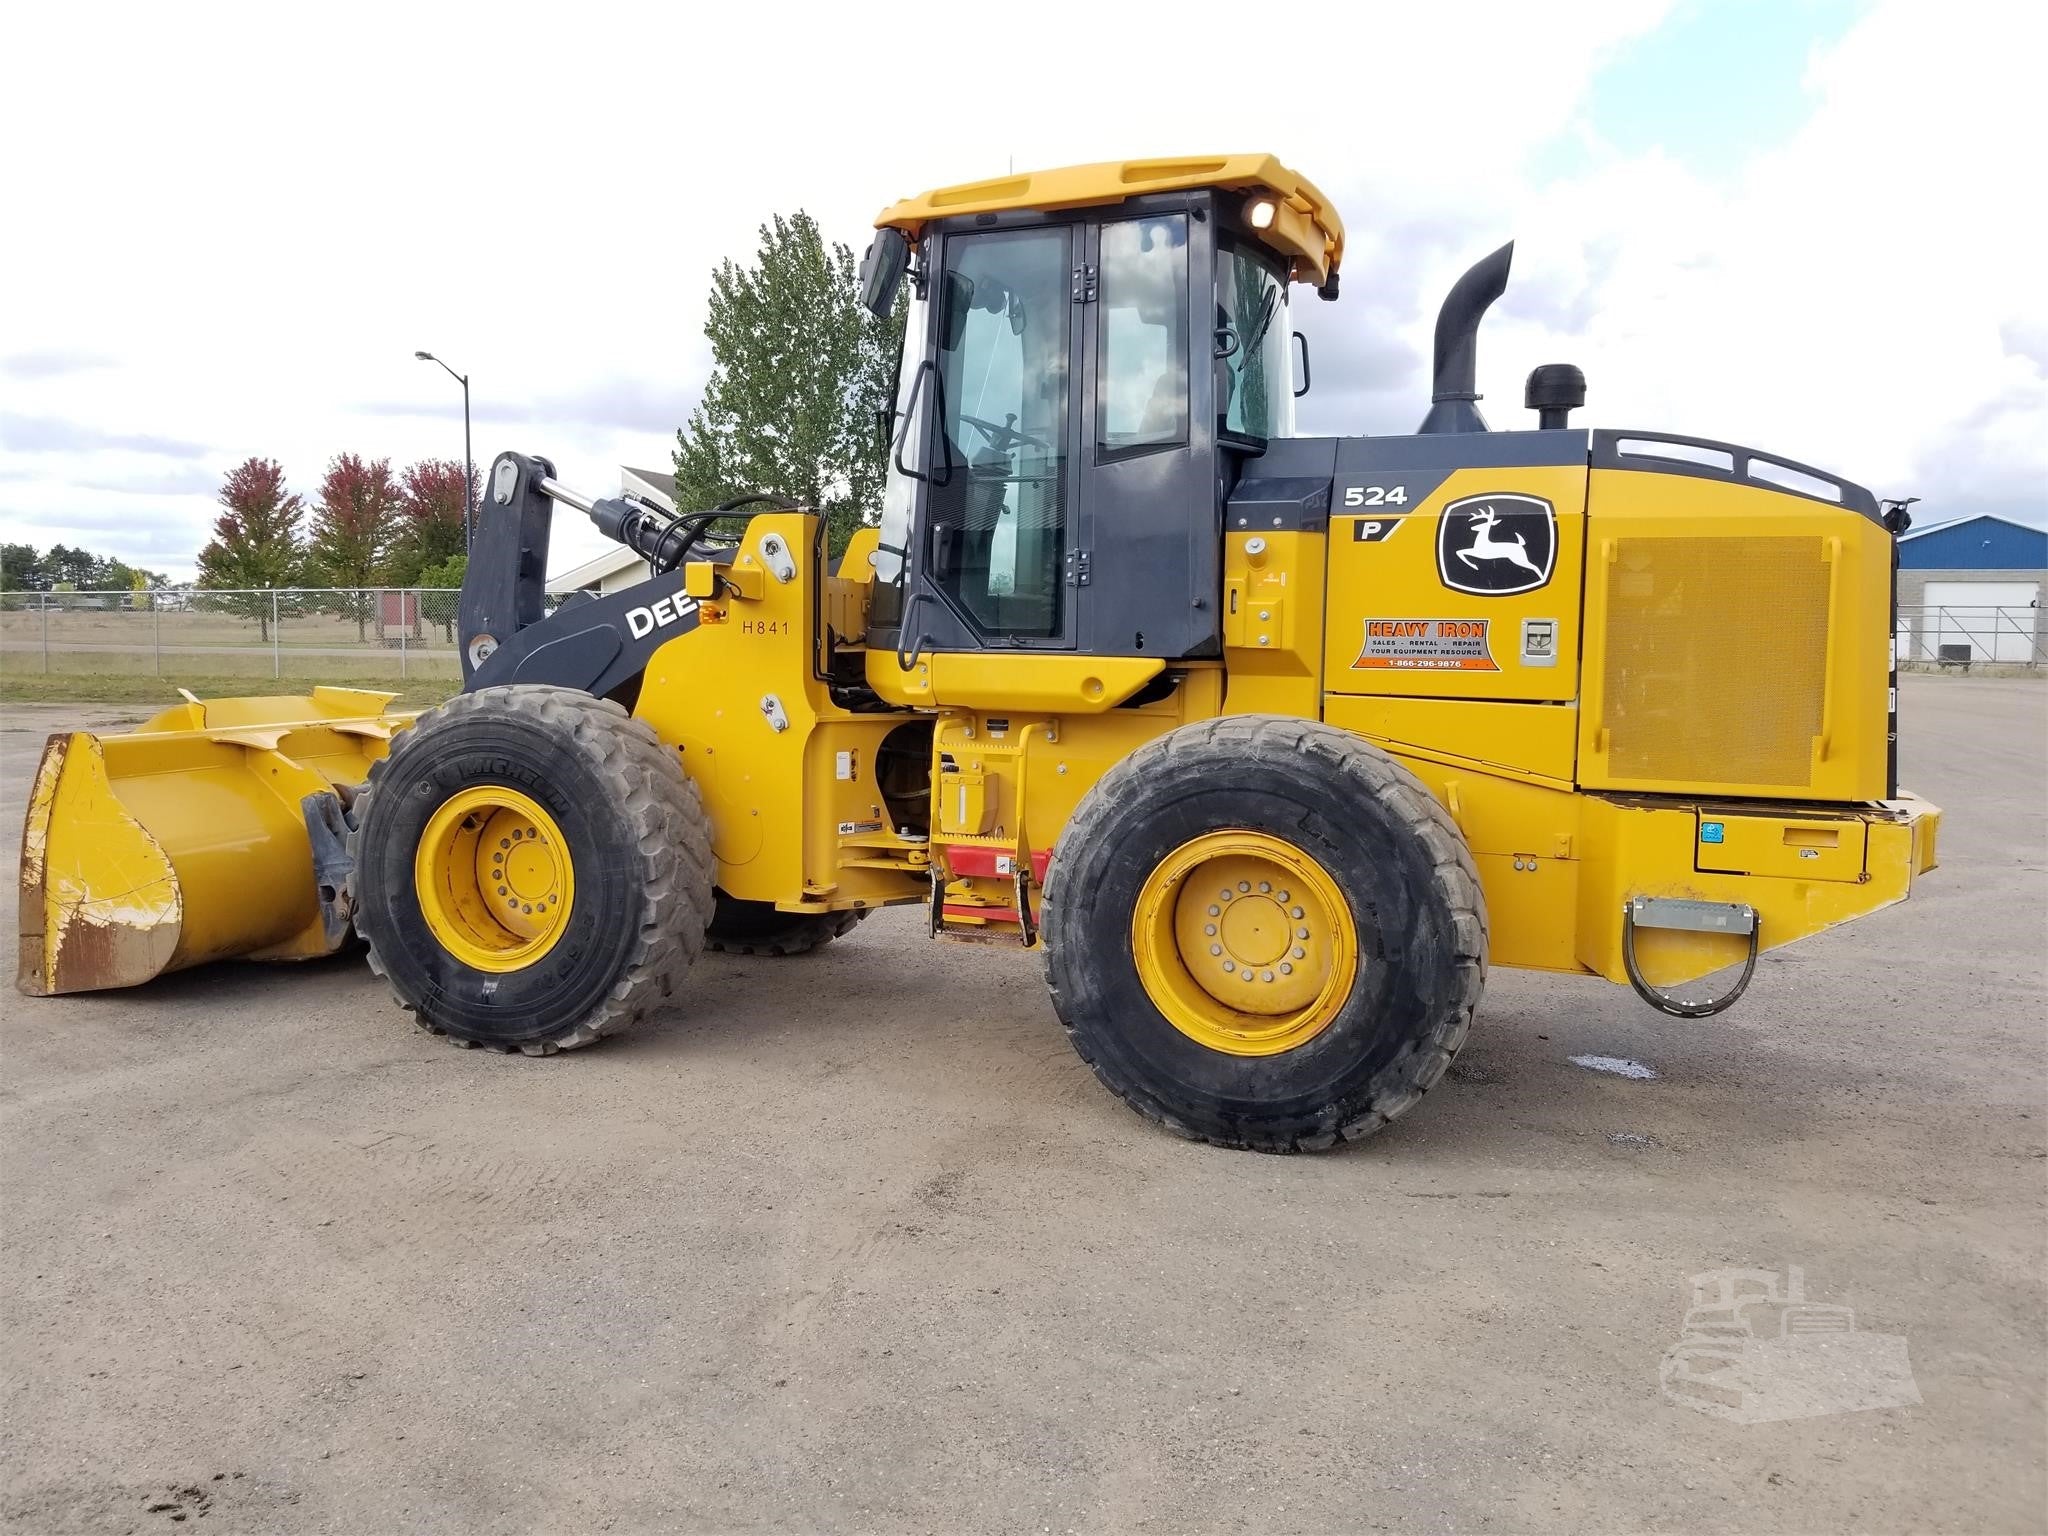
[1241,288,1280,355]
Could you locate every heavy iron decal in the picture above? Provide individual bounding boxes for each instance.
[1353,617,1499,672]
[1436,493,1556,596]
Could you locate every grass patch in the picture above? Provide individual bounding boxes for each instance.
[0,673,461,710]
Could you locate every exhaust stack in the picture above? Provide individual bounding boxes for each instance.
[1418,241,1514,435]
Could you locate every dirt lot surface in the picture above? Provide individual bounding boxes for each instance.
[3,676,2043,1534]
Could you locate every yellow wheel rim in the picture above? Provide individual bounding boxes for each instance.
[414,787,575,973]
[1131,831,1358,1057]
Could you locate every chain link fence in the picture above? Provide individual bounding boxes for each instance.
[4,590,2038,683]
[0,588,465,680]
[1895,603,2045,669]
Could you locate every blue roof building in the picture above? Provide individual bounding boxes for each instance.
[1894,515,2044,666]
[1897,514,2047,570]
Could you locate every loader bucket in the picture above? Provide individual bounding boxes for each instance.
[16,687,411,997]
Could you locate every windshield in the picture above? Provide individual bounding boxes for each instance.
[1217,240,1293,439]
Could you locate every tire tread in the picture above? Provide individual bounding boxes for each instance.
[349,685,713,1053]
[1042,715,1487,1152]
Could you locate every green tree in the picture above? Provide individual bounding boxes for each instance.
[417,551,466,642]
[44,544,100,589]
[0,543,43,591]
[307,453,403,638]
[0,544,162,596]
[105,561,170,593]
[673,210,905,553]
[195,457,306,640]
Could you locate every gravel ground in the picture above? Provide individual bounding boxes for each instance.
[2,675,2042,1535]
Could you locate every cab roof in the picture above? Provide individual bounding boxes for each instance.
[876,153,1345,288]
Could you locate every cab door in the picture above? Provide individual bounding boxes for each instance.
[1073,205,1221,659]
[913,223,1081,651]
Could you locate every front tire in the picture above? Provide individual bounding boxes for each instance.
[350,686,713,1053]
[1041,717,1486,1151]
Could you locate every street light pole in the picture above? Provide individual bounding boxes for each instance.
[414,351,472,552]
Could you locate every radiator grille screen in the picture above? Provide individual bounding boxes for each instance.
[1602,536,1828,789]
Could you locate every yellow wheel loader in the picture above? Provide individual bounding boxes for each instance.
[17,154,1940,1151]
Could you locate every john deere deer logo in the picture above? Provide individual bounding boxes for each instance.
[1436,493,1556,596]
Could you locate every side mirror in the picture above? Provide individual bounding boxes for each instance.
[859,228,911,319]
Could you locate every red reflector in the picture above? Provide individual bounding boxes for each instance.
[946,845,1053,881]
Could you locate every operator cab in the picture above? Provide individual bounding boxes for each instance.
[861,156,1343,662]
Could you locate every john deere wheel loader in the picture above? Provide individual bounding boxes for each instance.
[18,155,1939,1151]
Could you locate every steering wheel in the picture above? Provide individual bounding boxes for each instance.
[958,411,1053,454]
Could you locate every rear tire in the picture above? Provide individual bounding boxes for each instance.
[1041,716,1486,1151]
[350,685,713,1053]
[704,895,866,956]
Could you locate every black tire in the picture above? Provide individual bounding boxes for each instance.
[1041,716,1487,1152]
[350,685,713,1054]
[704,895,867,956]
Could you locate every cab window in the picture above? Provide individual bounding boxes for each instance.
[1217,239,1291,441]
[1097,215,1189,456]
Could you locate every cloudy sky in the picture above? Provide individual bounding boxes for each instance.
[2,0,2040,581]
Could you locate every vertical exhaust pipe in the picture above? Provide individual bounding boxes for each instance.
[1418,241,1514,435]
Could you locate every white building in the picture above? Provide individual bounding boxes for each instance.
[545,466,677,597]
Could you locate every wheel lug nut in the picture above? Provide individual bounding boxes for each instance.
[1223,961,1235,973]
[1219,889,1232,902]
[1204,924,1216,936]
[1291,906,1304,919]
[1280,962,1293,976]
[1262,971,1275,983]
[1209,944,1222,956]
[1207,904,1221,917]
[1237,881,1250,893]
[1297,927,1310,939]
[1258,881,1271,893]
[1292,946,1306,960]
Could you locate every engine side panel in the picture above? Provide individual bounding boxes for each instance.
[1322,460,1589,704]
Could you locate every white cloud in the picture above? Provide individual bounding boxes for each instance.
[0,0,1664,577]
[1417,0,2047,521]
[6,0,2033,592]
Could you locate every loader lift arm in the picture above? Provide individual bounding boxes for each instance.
[457,452,791,704]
